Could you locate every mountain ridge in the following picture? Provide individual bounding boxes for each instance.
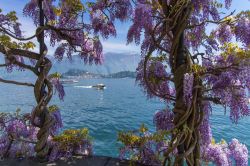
[0,52,140,79]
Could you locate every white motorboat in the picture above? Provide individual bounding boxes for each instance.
[92,84,105,90]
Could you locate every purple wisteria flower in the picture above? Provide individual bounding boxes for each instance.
[183,73,194,106]
[50,109,63,136]
[199,101,212,145]
[127,1,153,45]
[203,143,231,166]
[216,24,232,44]
[13,23,22,38]
[225,0,232,9]
[136,60,172,101]
[204,54,250,123]
[153,109,174,131]
[229,139,248,166]
[48,143,59,162]
[0,135,10,157]
[54,44,66,62]
[6,119,28,138]
[235,18,250,47]
[51,78,65,101]
[23,0,39,26]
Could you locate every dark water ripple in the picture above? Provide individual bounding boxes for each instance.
[0,78,249,158]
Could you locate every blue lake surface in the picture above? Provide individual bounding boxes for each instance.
[0,78,249,158]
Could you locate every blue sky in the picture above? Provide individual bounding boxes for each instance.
[0,0,249,55]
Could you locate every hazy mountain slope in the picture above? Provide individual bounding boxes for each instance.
[51,52,140,74]
[0,52,141,79]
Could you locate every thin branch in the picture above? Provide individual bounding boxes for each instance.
[0,45,40,60]
[0,24,82,43]
[201,64,241,76]
[0,78,35,87]
[187,10,236,29]
[202,96,221,104]
[9,58,38,75]
[0,64,7,67]
[0,25,48,41]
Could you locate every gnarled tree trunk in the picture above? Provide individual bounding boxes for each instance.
[31,0,54,161]
[167,3,203,166]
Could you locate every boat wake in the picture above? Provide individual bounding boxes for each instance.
[74,86,92,88]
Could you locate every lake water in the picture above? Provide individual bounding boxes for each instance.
[0,78,249,158]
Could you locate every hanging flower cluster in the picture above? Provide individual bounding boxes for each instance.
[49,72,65,101]
[153,109,174,131]
[183,73,194,106]
[202,43,250,123]
[136,59,173,101]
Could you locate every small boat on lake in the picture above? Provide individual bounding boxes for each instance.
[92,84,106,90]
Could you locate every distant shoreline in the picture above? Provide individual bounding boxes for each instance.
[62,69,136,79]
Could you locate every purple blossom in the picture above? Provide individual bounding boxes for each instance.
[8,141,35,158]
[4,57,13,73]
[22,0,116,66]
[127,2,153,45]
[49,144,59,162]
[54,44,66,62]
[186,16,205,50]
[15,56,25,71]
[191,0,220,21]
[50,109,63,136]
[229,139,248,166]
[183,73,194,106]
[91,12,116,39]
[13,23,22,38]
[136,60,172,101]
[139,144,161,166]
[235,18,250,47]
[153,109,174,131]
[204,54,250,123]
[225,0,232,9]
[0,135,10,157]
[106,0,132,21]
[199,102,212,145]
[43,0,56,21]
[216,24,233,44]
[6,119,28,138]
[23,0,39,26]
[205,35,219,55]
[93,38,103,64]
[51,78,65,101]
[202,143,231,166]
